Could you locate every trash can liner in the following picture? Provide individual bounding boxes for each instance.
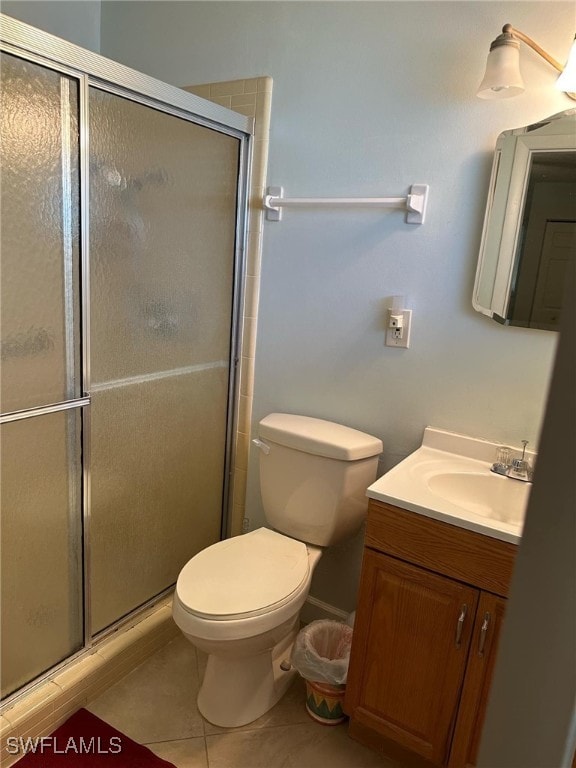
[291,620,354,685]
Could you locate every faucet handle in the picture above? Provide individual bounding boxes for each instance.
[509,453,532,481]
[495,446,512,467]
[491,446,512,475]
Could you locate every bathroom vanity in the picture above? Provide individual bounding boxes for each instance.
[345,428,529,768]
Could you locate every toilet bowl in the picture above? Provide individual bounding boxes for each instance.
[173,413,383,728]
[173,528,322,727]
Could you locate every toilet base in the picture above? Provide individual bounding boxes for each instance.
[197,629,298,728]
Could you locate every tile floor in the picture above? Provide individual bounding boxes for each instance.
[86,635,400,768]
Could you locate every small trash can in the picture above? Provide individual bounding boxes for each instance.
[291,620,354,725]
[304,679,346,724]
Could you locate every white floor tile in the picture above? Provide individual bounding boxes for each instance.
[87,636,203,743]
[148,737,208,768]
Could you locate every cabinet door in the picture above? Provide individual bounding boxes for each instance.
[448,592,507,767]
[346,550,479,765]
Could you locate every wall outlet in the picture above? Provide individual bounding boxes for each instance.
[385,309,412,348]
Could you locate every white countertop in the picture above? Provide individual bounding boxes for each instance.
[367,427,532,544]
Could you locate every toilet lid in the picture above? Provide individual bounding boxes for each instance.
[176,528,310,620]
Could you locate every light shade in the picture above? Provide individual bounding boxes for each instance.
[477,38,525,99]
[556,37,576,93]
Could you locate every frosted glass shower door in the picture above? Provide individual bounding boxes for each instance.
[89,88,241,633]
[0,53,83,696]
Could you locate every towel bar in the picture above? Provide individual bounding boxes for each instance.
[263,184,429,224]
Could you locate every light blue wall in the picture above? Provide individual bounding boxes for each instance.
[1,0,101,51]
[98,1,572,611]
[96,1,569,457]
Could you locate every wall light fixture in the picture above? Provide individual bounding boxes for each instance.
[477,24,576,101]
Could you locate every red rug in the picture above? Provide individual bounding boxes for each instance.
[10,709,176,767]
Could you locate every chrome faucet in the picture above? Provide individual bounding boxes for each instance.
[491,440,533,482]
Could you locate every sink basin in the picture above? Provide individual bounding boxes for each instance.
[426,471,528,526]
[367,427,533,543]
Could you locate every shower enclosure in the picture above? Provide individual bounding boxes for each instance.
[0,17,251,700]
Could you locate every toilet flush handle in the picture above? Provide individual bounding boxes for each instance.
[252,438,271,455]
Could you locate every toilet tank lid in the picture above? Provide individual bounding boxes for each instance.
[259,413,383,461]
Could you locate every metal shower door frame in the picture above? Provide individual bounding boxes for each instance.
[0,13,253,676]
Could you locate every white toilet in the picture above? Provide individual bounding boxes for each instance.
[172,413,382,727]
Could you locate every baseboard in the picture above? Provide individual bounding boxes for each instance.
[300,595,352,625]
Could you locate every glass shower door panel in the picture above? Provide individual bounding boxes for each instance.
[89,88,240,633]
[0,53,81,413]
[0,411,83,697]
[89,369,228,632]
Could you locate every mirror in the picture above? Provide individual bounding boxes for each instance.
[473,109,576,331]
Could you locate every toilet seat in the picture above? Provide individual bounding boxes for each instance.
[176,528,309,621]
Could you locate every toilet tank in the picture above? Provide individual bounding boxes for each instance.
[257,414,383,547]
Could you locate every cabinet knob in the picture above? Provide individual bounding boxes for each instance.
[455,604,468,647]
[478,612,491,656]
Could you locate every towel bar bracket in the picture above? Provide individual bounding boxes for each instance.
[264,186,285,222]
[263,184,429,224]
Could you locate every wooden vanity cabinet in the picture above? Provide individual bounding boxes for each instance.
[345,500,517,768]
